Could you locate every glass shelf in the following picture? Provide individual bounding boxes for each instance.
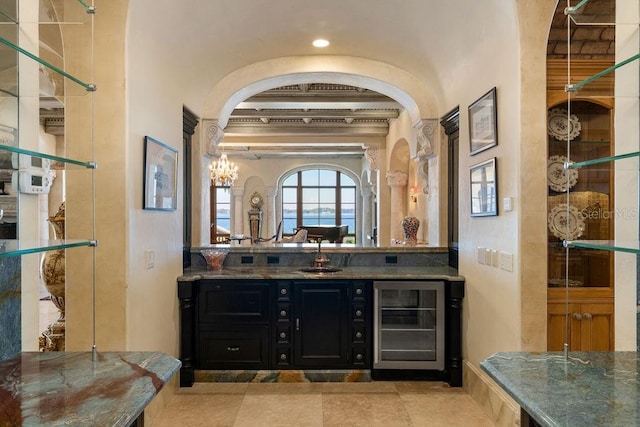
[567,53,640,95]
[567,151,640,169]
[567,240,640,254]
[0,36,94,92]
[0,144,96,169]
[0,0,93,26]
[567,0,615,26]
[0,239,95,258]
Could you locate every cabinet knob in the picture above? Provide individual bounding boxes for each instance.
[583,312,593,320]
[355,309,363,317]
[279,331,287,339]
[227,346,240,352]
[356,353,363,360]
[355,288,363,295]
[355,331,363,339]
[280,353,287,360]
[280,288,287,295]
[573,313,582,320]
[280,310,287,317]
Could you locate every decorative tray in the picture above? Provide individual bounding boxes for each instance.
[547,108,581,141]
[547,155,578,192]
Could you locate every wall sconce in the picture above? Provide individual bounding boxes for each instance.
[409,187,418,203]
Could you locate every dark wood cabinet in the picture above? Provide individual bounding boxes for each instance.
[294,282,349,367]
[177,277,461,387]
[196,281,271,370]
[274,280,371,369]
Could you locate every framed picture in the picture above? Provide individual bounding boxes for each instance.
[143,136,178,210]
[470,157,497,217]
[468,87,498,155]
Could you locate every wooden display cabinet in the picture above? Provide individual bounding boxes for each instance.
[546,96,615,351]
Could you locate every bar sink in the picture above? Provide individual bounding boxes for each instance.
[298,266,342,273]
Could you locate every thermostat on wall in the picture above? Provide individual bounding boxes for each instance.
[12,170,52,194]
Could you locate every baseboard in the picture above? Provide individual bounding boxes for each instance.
[464,361,520,427]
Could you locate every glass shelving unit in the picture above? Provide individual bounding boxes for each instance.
[0,0,97,258]
[548,0,639,353]
[562,0,640,255]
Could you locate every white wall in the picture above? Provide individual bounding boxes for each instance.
[439,8,523,364]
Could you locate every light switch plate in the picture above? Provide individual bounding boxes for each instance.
[477,247,486,264]
[499,251,513,272]
[144,250,155,269]
[503,197,513,211]
[491,249,499,267]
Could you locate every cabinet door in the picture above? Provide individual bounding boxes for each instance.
[198,281,270,323]
[294,283,349,367]
[198,325,269,369]
[547,303,578,351]
[577,303,614,351]
[547,302,613,351]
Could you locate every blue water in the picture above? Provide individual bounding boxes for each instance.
[217,213,354,236]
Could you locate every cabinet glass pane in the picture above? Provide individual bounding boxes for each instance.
[381,308,436,330]
[380,330,436,351]
[547,101,615,289]
[380,289,437,308]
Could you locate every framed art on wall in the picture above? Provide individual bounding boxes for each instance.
[470,157,497,217]
[468,87,498,155]
[143,136,178,210]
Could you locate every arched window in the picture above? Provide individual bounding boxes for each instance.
[281,168,356,242]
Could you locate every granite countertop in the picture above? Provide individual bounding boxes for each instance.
[179,265,464,282]
[0,351,181,426]
[481,352,640,427]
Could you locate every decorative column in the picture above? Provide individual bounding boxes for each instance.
[265,186,277,239]
[231,186,244,236]
[414,118,438,194]
[385,170,408,244]
[360,184,374,247]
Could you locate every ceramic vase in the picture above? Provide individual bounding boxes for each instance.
[40,202,65,351]
[401,216,420,246]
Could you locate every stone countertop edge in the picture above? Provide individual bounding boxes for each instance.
[0,351,181,427]
[480,351,640,427]
[178,266,464,282]
[192,244,449,253]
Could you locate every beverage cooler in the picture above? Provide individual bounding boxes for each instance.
[373,281,444,370]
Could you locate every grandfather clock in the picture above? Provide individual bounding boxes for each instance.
[248,192,263,243]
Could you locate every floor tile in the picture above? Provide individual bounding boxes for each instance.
[151,394,244,427]
[246,382,322,394]
[322,393,413,426]
[234,394,323,427]
[150,381,495,427]
[322,381,397,394]
[178,382,249,395]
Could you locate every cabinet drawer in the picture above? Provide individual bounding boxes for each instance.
[199,281,270,323]
[198,326,269,369]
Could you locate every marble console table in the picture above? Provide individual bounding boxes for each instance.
[0,351,181,426]
[481,352,640,427]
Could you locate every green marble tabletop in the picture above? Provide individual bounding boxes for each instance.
[481,352,640,427]
[0,351,181,426]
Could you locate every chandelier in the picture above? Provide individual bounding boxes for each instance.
[209,153,238,187]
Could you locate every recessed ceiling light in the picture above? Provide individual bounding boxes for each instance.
[312,39,330,48]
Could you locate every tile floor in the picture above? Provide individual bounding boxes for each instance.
[150,381,494,426]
